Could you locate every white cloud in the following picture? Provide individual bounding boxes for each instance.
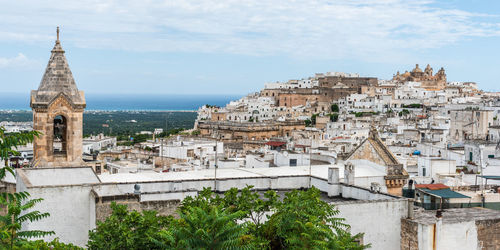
[0,53,37,68]
[0,0,499,61]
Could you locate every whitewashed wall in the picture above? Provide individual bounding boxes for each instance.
[17,185,96,247]
[417,220,478,250]
[336,199,408,250]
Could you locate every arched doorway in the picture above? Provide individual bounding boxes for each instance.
[53,115,67,155]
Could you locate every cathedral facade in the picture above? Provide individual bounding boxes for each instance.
[392,64,447,90]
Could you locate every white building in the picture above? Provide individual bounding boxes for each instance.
[274,150,310,167]
[16,164,410,249]
[82,134,117,154]
[417,157,456,180]
[159,138,223,162]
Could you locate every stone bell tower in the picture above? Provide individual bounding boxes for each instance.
[30,27,86,167]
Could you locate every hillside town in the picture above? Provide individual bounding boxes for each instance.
[1,30,500,249]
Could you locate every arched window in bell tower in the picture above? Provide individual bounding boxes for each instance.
[53,115,67,155]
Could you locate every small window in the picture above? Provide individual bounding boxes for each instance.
[289,159,297,167]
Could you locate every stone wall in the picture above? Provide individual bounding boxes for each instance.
[476,218,500,249]
[33,95,84,167]
[400,219,419,250]
[348,140,386,167]
[197,121,305,142]
[95,198,181,222]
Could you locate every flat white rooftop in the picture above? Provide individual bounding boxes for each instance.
[18,167,100,187]
[98,162,386,184]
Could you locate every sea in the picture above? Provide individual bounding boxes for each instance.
[0,93,241,111]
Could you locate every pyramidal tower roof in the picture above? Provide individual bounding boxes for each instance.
[31,27,85,110]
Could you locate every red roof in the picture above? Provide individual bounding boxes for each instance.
[415,184,449,190]
[265,141,286,147]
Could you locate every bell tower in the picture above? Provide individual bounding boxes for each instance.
[30,27,86,167]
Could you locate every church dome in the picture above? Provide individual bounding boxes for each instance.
[411,64,423,73]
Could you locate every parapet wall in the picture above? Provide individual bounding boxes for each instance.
[95,197,180,222]
[94,169,399,204]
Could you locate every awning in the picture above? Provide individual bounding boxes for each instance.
[419,188,470,199]
[479,175,500,180]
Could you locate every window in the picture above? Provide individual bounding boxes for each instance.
[289,159,297,167]
[53,115,67,155]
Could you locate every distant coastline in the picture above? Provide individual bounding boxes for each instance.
[0,93,241,111]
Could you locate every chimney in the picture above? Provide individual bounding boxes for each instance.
[344,162,355,185]
[408,199,414,219]
[327,166,340,196]
[436,209,442,218]
[328,167,339,184]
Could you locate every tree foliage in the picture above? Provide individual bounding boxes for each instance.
[264,188,367,249]
[0,194,54,244]
[311,114,318,125]
[11,238,82,250]
[398,109,410,117]
[173,206,251,249]
[87,202,173,250]
[89,186,369,249]
[331,104,340,113]
[329,113,339,122]
[0,127,62,249]
[304,119,312,127]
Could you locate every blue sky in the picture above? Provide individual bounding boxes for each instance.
[0,0,500,95]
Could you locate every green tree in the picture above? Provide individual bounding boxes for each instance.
[88,202,174,250]
[331,104,340,113]
[178,187,223,214]
[329,113,339,122]
[181,186,277,247]
[311,114,318,125]
[15,238,82,249]
[304,119,312,127]
[0,194,54,248]
[173,206,253,249]
[89,187,368,250]
[398,109,410,117]
[0,127,58,249]
[264,187,368,249]
[0,128,40,169]
[221,187,278,225]
[131,133,151,144]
